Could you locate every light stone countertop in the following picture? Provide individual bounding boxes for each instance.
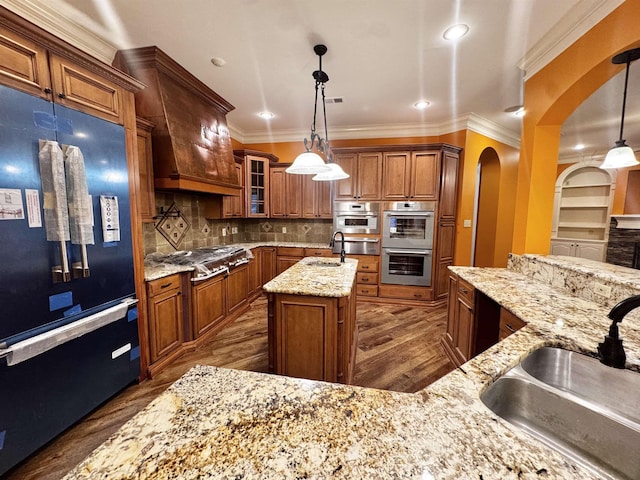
[144,242,333,282]
[65,264,640,479]
[263,257,358,297]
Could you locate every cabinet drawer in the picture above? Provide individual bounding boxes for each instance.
[147,274,182,296]
[498,308,527,340]
[356,285,378,297]
[356,272,378,284]
[304,248,333,257]
[457,277,475,304]
[277,246,305,256]
[379,284,432,301]
[355,256,379,273]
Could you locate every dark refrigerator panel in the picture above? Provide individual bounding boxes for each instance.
[0,85,139,476]
[0,86,135,342]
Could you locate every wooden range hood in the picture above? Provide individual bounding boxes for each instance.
[113,46,240,195]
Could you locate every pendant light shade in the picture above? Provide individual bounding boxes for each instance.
[600,48,640,169]
[289,44,344,179]
[286,151,330,174]
[312,162,350,181]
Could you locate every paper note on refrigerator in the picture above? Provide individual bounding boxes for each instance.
[0,188,25,220]
[100,195,120,242]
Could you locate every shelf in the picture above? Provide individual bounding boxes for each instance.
[559,204,608,209]
[561,182,611,189]
[557,223,606,229]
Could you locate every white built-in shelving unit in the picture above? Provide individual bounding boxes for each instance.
[550,161,615,262]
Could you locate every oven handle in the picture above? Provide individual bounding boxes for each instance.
[384,212,434,217]
[190,266,229,283]
[344,237,379,242]
[384,249,432,255]
[336,213,378,217]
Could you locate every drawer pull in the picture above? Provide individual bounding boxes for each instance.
[460,288,468,294]
[160,282,172,289]
[505,323,516,333]
[362,277,369,281]
[414,294,422,298]
[361,289,369,293]
[362,266,370,270]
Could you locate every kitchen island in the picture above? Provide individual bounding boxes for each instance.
[263,257,358,384]
[64,254,640,479]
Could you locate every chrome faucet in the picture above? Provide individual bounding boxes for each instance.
[598,294,640,368]
[329,231,346,263]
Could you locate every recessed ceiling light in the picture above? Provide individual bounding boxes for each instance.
[505,105,525,117]
[210,56,226,67]
[258,111,274,120]
[443,24,469,41]
[574,143,585,150]
[514,107,525,117]
[414,100,431,110]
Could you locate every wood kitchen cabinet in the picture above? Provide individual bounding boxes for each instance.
[498,307,527,341]
[0,23,126,124]
[382,151,439,201]
[191,273,227,338]
[136,117,156,223]
[248,247,262,298]
[227,263,248,314]
[351,255,379,297]
[443,272,501,367]
[261,246,277,285]
[276,246,305,275]
[223,156,245,218]
[234,150,278,218]
[270,163,302,218]
[267,288,357,384]
[333,152,382,200]
[146,274,186,376]
[302,174,332,218]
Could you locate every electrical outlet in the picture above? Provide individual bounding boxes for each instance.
[221,227,227,237]
[231,227,238,234]
[593,282,612,298]
[282,227,287,233]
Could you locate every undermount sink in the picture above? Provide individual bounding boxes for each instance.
[481,347,640,480]
[308,260,342,267]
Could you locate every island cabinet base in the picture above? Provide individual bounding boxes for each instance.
[267,293,357,384]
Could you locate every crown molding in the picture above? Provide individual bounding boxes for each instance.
[519,0,624,79]
[230,113,522,149]
[0,0,117,63]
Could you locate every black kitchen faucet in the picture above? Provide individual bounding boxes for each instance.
[330,231,346,263]
[598,294,640,368]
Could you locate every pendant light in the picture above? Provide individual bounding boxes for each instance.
[287,45,349,181]
[600,48,640,169]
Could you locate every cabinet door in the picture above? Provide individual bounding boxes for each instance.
[192,275,226,338]
[0,25,51,98]
[550,240,574,256]
[286,170,302,217]
[269,166,286,217]
[227,264,248,314]
[357,152,382,200]
[248,248,262,295]
[575,243,605,262]
[439,151,459,220]
[455,295,474,362]
[49,53,123,124]
[223,161,244,217]
[246,156,269,217]
[316,179,332,218]
[411,151,439,200]
[261,247,277,284]
[301,174,317,218]
[333,153,357,200]
[147,287,183,363]
[382,152,410,200]
[445,274,458,348]
[276,256,302,275]
[136,118,155,222]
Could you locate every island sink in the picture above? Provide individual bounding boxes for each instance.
[481,347,640,480]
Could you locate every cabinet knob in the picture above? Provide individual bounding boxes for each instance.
[43,88,52,94]
[57,93,66,99]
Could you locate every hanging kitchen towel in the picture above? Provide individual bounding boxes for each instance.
[63,145,94,245]
[39,140,70,242]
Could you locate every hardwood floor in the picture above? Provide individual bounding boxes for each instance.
[5,297,454,480]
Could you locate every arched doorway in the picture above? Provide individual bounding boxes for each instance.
[472,148,501,267]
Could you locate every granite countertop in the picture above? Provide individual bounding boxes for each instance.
[263,257,358,297]
[65,261,640,479]
[144,242,333,282]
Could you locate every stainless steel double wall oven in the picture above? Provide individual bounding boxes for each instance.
[381,201,435,286]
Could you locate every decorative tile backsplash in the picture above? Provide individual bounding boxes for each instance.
[144,191,333,255]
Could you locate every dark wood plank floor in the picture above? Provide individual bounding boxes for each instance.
[5,297,453,480]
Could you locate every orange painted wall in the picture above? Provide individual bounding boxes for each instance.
[514,0,640,255]
[474,150,500,267]
[457,131,519,267]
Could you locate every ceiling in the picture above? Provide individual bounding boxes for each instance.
[4,0,634,162]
